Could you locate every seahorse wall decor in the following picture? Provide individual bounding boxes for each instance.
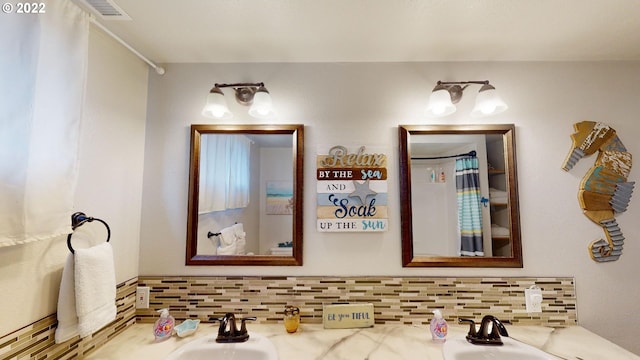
[562,121,634,263]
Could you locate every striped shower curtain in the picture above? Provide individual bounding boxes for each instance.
[456,157,484,256]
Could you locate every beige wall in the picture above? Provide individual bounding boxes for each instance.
[139,62,640,354]
[3,31,639,354]
[0,26,148,336]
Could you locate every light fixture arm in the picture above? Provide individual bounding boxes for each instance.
[425,79,507,118]
[437,80,489,87]
[202,81,275,119]
[435,80,490,104]
[213,82,265,89]
[210,82,266,106]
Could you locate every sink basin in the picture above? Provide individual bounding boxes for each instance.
[443,335,557,360]
[165,332,278,360]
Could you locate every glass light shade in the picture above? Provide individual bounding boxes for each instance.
[248,87,275,119]
[470,85,508,117]
[425,88,456,117]
[202,90,232,119]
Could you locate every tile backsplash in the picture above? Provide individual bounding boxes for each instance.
[137,276,577,327]
[1,275,576,359]
[0,278,137,360]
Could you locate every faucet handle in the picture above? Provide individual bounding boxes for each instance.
[458,318,477,337]
[239,316,257,334]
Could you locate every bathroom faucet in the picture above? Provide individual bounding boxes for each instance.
[210,312,257,343]
[459,315,509,345]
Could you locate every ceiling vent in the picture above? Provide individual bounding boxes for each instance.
[80,0,131,20]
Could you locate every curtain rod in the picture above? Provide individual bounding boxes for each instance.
[89,16,165,75]
[411,150,476,160]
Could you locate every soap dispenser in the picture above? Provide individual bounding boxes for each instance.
[430,309,448,343]
[154,308,175,341]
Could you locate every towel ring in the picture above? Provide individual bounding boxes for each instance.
[66,212,111,254]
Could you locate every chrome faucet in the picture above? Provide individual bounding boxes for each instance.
[210,312,257,343]
[459,315,509,346]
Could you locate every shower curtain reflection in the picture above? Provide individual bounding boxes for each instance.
[456,156,484,256]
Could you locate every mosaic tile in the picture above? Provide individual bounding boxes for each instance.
[2,275,577,358]
[137,276,577,327]
[0,277,137,359]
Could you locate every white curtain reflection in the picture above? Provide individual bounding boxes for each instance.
[199,134,251,213]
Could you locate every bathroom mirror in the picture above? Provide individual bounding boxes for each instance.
[399,124,522,267]
[186,124,303,266]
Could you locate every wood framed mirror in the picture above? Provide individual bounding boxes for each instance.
[399,124,522,267]
[186,124,303,266]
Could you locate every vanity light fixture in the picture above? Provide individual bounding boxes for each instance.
[425,80,508,118]
[202,82,275,120]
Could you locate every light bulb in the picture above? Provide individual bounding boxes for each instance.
[210,106,226,118]
[481,103,496,115]
[248,87,274,119]
[202,89,232,119]
[471,84,507,117]
[425,88,455,117]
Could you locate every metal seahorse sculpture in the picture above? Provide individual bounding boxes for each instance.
[562,121,634,262]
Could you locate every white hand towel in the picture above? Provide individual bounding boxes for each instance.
[489,187,508,201]
[270,247,293,255]
[55,254,79,343]
[491,224,511,237]
[231,223,245,239]
[235,237,246,255]
[217,241,237,255]
[219,226,236,246]
[232,223,246,255]
[74,242,117,337]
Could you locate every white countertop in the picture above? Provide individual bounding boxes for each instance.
[86,322,639,360]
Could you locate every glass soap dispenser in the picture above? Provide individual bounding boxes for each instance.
[284,305,300,333]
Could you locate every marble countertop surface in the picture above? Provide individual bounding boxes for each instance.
[86,322,639,360]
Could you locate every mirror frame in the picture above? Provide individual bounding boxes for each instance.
[185,124,304,266]
[399,124,522,267]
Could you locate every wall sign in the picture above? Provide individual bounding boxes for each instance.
[317,145,388,232]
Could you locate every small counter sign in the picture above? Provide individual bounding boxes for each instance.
[323,303,375,329]
[316,145,388,232]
